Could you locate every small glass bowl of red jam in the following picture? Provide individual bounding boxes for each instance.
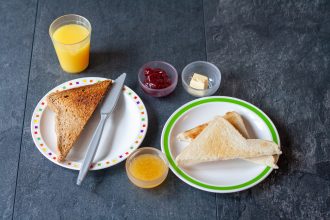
[138,61,178,97]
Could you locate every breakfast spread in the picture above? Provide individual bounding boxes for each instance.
[30,14,282,191]
[129,154,166,181]
[143,67,171,89]
[126,147,168,188]
[46,80,112,161]
[182,61,221,97]
[189,73,209,90]
[138,61,178,97]
[175,115,281,167]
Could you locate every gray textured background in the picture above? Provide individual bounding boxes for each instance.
[0,0,329,219]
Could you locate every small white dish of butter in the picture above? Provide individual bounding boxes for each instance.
[182,61,221,97]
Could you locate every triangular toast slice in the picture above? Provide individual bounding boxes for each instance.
[177,111,279,168]
[47,80,112,161]
[177,111,249,141]
[175,116,281,166]
[223,111,249,138]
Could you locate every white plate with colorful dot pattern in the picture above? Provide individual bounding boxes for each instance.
[31,77,148,170]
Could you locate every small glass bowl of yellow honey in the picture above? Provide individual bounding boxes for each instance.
[126,147,169,188]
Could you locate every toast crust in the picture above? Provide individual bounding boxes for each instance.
[47,80,112,161]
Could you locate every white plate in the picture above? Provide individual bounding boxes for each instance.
[161,96,280,193]
[31,77,148,170]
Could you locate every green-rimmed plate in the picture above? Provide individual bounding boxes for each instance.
[161,96,280,193]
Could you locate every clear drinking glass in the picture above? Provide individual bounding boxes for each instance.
[49,14,92,74]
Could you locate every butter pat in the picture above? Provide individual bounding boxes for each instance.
[190,73,209,90]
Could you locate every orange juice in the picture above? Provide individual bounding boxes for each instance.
[128,154,168,188]
[52,24,90,73]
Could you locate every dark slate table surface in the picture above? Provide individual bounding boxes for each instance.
[0,0,329,219]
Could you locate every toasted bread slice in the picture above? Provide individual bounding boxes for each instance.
[47,80,112,161]
[175,116,281,166]
[225,112,281,168]
[177,123,209,142]
[223,111,250,138]
[177,112,249,141]
[177,111,279,168]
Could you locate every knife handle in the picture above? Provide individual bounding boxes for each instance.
[77,114,107,185]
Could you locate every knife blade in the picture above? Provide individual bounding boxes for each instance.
[77,73,127,185]
[100,73,126,114]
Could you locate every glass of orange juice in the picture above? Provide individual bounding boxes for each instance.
[49,14,91,74]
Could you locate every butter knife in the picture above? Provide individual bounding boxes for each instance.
[77,73,127,185]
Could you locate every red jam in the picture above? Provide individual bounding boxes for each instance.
[143,68,171,89]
